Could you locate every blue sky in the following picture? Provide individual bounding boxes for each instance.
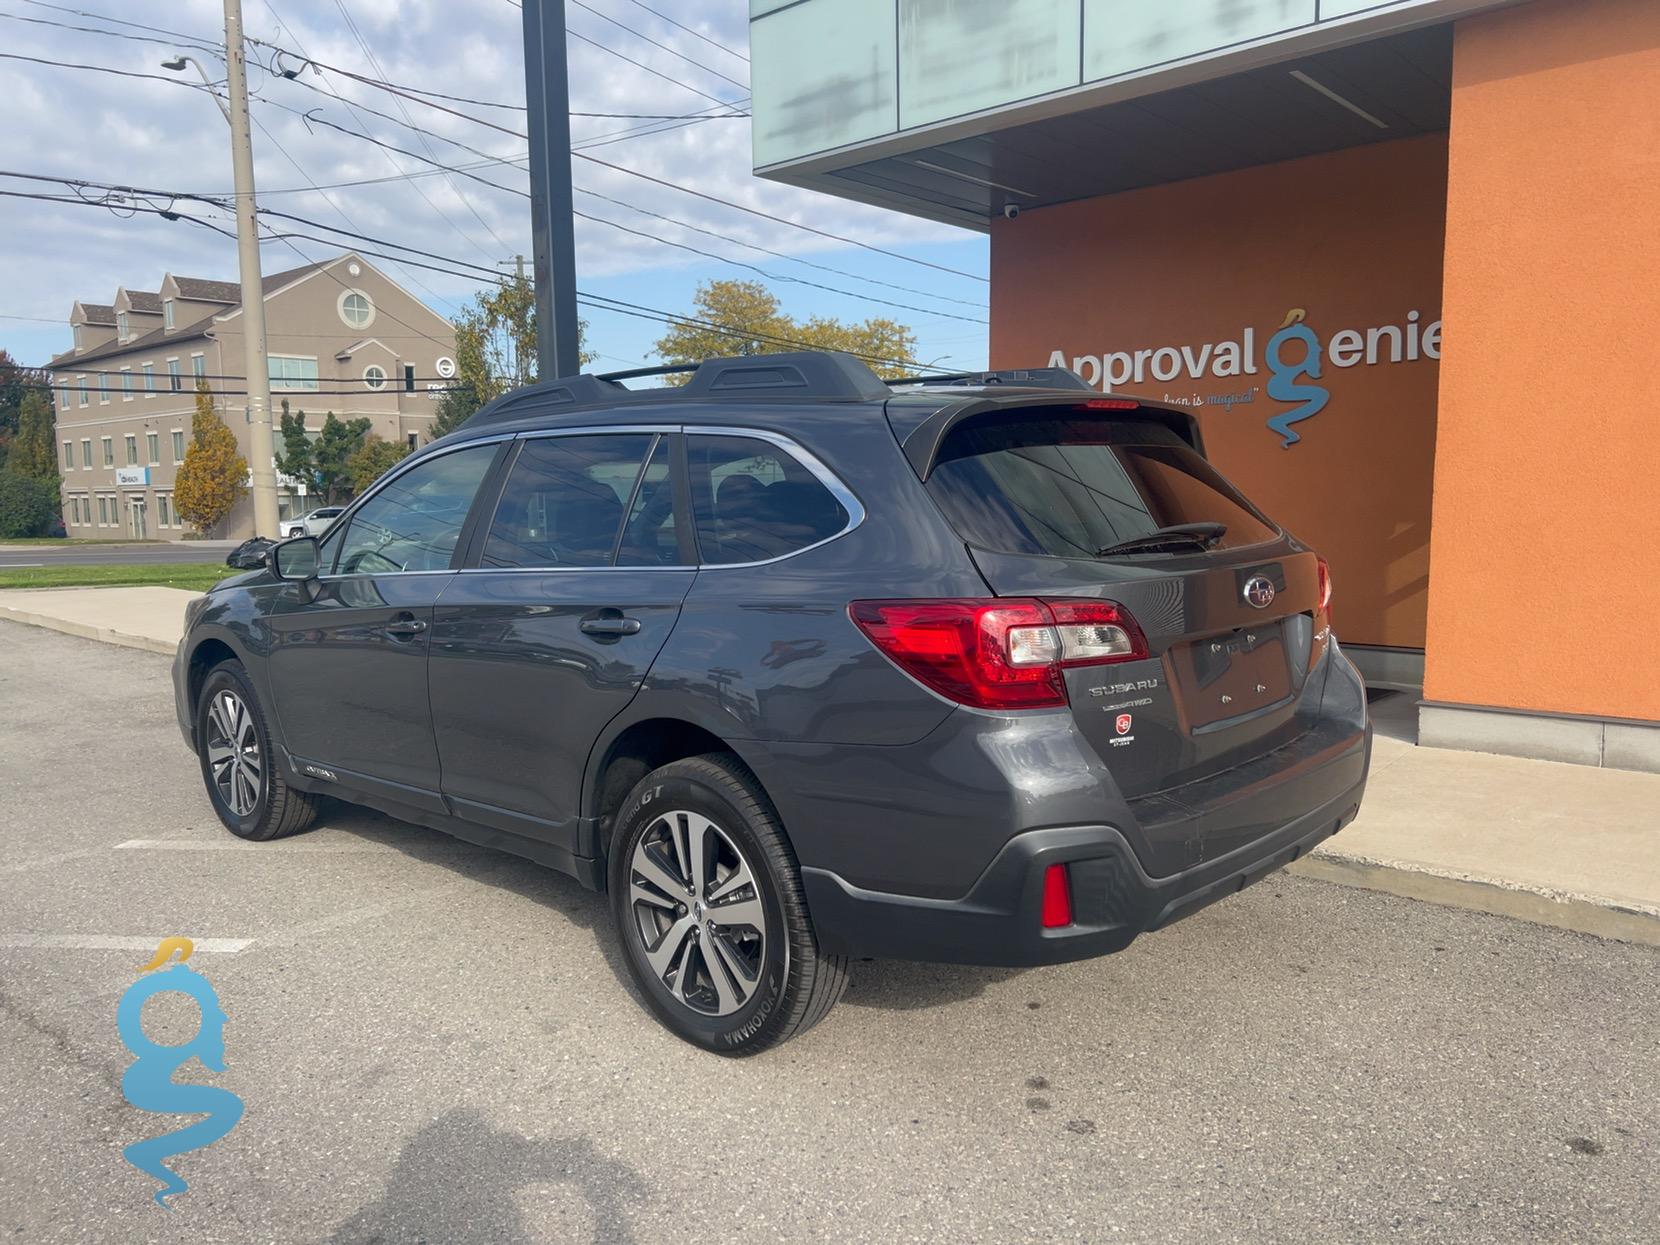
[0,0,989,379]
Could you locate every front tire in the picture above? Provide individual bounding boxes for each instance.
[196,660,318,841]
[609,753,848,1056]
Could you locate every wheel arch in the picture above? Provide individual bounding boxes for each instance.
[183,631,247,740]
[582,715,777,876]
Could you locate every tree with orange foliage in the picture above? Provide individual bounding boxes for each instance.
[172,383,248,536]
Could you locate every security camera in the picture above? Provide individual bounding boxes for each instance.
[1002,203,1021,220]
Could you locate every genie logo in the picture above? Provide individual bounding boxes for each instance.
[116,937,245,1208]
[1264,308,1329,449]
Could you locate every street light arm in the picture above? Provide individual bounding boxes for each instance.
[161,53,232,125]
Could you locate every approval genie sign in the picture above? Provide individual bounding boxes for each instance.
[1049,308,1442,447]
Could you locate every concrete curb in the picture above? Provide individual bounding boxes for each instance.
[0,606,176,657]
[1290,852,1660,947]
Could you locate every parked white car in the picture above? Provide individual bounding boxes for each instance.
[284,506,345,539]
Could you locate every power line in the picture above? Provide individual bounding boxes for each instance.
[573,152,989,283]
[567,0,747,93]
[564,28,743,113]
[615,0,749,65]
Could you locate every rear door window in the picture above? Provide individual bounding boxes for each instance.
[481,434,658,569]
[688,434,850,565]
[926,414,1278,559]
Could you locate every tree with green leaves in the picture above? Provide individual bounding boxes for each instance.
[5,389,58,482]
[312,412,373,504]
[0,348,50,474]
[652,280,917,381]
[0,473,58,538]
[346,435,410,495]
[431,272,594,436]
[173,384,248,536]
[274,400,315,487]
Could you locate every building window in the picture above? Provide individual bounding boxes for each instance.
[59,384,70,409]
[121,368,134,399]
[147,432,159,464]
[81,439,92,468]
[363,364,387,391]
[117,310,130,341]
[158,494,172,528]
[163,299,175,329]
[172,430,185,461]
[406,431,419,451]
[98,373,110,404]
[74,325,84,351]
[404,364,416,392]
[97,495,108,525]
[125,434,138,466]
[167,359,182,392]
[102,437,113,467]
[62,440,74,469]
[143,362,155,393]
[191,354,206,381]
[338,290,374,329]
[78,376,89,407]
[268,356,320,391]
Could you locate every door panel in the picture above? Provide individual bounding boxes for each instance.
[429,569,696,832]
[266,574,451,801]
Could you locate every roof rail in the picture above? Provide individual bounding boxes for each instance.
[887,367,1095,392]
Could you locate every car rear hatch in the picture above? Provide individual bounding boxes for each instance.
[897,394,1339,873]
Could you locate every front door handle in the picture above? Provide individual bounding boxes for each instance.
[580,613,642,637]
[384,616,429,639]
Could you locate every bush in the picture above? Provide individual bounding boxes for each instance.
[0,472,60,538]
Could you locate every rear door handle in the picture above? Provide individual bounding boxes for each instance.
[384,616,428,639]
[580,614,642,637]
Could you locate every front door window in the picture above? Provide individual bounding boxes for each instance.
[333,445,498,576]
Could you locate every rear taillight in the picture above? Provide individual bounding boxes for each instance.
[848,597,1148,711]
[1316,556,1332,616]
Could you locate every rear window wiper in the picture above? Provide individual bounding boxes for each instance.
[1096,522,1227,557]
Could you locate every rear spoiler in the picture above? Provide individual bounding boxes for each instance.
[888,391,1208,480]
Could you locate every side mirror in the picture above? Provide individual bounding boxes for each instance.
[271,535,321,582]
[225,537,274,570]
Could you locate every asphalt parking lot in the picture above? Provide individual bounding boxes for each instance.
[1,619,1655,1244]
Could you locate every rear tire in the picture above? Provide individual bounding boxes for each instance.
[196,660,318,841]
[608,753,849,1056]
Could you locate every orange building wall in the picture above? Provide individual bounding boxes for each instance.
[990,135,1449,651]
[1424,0,1660,721]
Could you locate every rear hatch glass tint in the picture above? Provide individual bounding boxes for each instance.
[925,413,1278,560]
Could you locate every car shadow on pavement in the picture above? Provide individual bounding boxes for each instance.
[327,1106,647,1244]
[313,802,1030,1018]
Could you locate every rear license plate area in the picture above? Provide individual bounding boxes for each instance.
[1170,622,1292,729]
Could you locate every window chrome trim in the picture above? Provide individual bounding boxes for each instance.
[687,425,866,570]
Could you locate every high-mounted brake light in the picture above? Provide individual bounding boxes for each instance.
[848,598,1149,711]
[1040,864,1073,928]
[1316,556,1332,615]
[1081,398,1140,411]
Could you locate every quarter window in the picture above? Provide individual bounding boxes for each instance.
[481,435,660,570]
[687,434,850,565]
[334,444,497,575]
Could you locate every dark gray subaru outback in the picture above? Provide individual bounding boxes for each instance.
[174,352,1370,1054]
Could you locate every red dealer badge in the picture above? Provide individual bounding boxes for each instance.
[1115,713,1133,735]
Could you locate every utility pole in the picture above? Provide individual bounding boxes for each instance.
[519,0,581,380]
[222,0,280,538]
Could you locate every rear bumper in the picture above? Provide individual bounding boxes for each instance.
[802,763,1366,966]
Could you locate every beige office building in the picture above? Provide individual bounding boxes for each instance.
[49,252,457,540]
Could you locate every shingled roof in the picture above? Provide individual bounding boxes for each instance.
[51,259,332,368]
[125,290,163,313]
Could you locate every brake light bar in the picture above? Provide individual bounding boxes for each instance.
[848,597,1149,711]
[1081,398,1140,411]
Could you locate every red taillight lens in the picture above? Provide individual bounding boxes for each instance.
[1040,863,1073,928]
[1081,398,1140,411]
[848,598,1148,711]
[1316,556,1332,615]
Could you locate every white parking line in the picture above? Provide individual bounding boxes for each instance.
[115,837,398,853]
[0,935,253,953]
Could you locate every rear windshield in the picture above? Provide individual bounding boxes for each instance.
[926,413,1278,559]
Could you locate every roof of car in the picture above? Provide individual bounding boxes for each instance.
[436,350,1204,459]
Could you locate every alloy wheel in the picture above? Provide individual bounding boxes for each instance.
[205,689,262,818]
[628,810,768,1017]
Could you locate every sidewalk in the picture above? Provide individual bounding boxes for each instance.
[1,587,1655,945]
